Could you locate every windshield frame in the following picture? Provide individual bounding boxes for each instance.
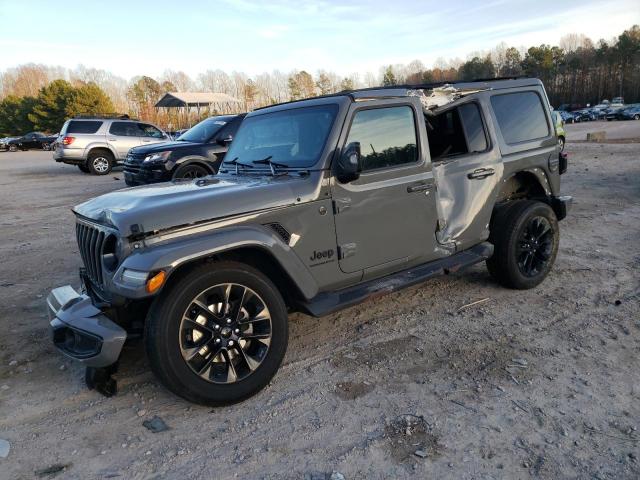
[223,100,344,171]
[177,115,236,143]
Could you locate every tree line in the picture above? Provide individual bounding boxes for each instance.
[0,25,638,135]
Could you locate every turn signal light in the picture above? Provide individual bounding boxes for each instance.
[62,136,75,145]
[146,271,166,294]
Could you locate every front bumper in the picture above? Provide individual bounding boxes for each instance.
[47,285,126,367]
[123,164,171,186]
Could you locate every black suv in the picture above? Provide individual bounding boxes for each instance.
[123,114,245,186]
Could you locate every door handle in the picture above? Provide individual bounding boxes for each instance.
[407,183,433,193]
[108,138,117,141]
[467,168,495,179]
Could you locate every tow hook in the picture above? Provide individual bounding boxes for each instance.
[85,363,119,397]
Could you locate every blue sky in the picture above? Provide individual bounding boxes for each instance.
[0,0,638,78]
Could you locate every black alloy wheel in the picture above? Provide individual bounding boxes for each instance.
[516,216,554,278]
[179,283,272,384]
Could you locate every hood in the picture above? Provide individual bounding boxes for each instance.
[129,140,202,156]
[74,172,319,236]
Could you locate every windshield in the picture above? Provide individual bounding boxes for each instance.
[178,117,232,143]
[224,104,338,168]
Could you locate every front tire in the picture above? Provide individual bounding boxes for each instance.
[487,200,559,289]
[87,151,113,175]
[558,136,565,152]
[173,163,210,180]
[145,261,289,405]
[8,144,17,152]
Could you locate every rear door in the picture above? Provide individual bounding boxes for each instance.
[429,100,503,250]
[108,122,144,159]
[331,100,441,276]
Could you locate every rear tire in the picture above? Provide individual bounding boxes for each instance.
[87,150,113,175]
[487,200,559,289]
[173,163,210,180]
[145,261,289,406]
[8,144,17,152]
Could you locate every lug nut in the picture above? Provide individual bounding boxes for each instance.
[214,338,221,344]
[214,324,220,330]
[228,340,234,347]
[234,328,240,334]
[226,318,232,324]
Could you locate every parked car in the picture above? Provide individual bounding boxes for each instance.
[0,136,20,151]
[616,105,640,120]
[605,107,625,121]
[551,111,566,151]
[47,78,571,404]
[123,114,245,186]
[5,132,57,151]
[559,110,576,123]
[53,115,170,175]
[572,109,596,122]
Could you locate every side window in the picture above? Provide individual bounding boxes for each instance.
[139,124,164,138]
[67,121,103,134]
[109,122,140,137]
[427,103,488,160]
[346,106,417,171]
[459,103,488,153]
[490,91,549,144]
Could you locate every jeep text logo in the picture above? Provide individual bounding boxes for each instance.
[310,249,334,262]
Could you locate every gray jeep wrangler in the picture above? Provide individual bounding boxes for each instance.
[47,78,571,405]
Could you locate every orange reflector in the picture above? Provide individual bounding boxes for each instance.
[146,271,166,293]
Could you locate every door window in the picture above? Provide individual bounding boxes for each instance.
[139,124,164,138]
[427,103,487,160]
[109,122,141,137]
[345,106,418,171]
[490,91,549,144]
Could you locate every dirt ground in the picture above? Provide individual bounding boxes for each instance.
[0,126,639,479]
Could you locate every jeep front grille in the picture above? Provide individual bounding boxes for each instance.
[76,222,110,286]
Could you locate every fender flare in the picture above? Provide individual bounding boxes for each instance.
[499,168,552,199]
[114,225,319,300]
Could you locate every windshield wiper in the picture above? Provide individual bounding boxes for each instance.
[252,156,289,175]
[224,157,254,175]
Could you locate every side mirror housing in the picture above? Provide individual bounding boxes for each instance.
[336,141,362,183]
[217,134,233,146]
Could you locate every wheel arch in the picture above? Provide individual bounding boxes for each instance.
[86,145,116,161]
[496,170,551,204]
[172,157,217,176]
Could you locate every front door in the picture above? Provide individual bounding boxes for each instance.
[332,101,440,275]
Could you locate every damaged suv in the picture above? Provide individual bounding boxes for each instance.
[47,78,571,405]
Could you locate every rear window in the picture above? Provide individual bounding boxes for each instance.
[109,122,141,137]
[66,121,103,134]
[490,92,549,144]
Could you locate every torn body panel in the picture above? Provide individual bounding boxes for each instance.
[433,154,504,249]
[408,85,491,113]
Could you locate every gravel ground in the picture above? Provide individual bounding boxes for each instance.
[0,134,638,479]
[564,119,640,141]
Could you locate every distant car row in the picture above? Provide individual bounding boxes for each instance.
[558,102,640,123]
[51,114,245,184]
[0,132,57,151]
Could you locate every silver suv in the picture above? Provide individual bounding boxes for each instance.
[53,116,169,175]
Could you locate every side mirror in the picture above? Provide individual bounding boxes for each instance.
[217,134,233,146]
[336,142,362,183]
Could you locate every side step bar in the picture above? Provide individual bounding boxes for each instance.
[299,242,493,318]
